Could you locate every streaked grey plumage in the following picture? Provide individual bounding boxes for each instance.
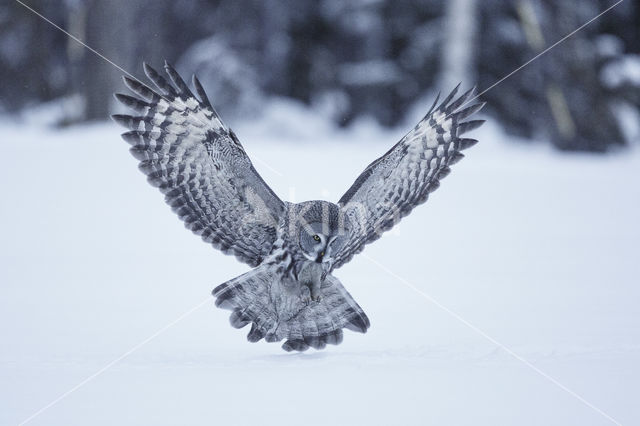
[114,62,484,352]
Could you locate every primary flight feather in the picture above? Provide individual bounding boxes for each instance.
[113,62,484,352]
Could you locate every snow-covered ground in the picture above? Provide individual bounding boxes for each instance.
[1,105,639,426]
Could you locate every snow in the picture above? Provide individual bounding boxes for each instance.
[600,53,640,89]
[338,60,403,86]
[1,106,639,426]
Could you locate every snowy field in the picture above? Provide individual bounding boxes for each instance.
[1,103,639,426]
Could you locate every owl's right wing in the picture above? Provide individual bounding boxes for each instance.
[332,85,485,269]
[113,62,284,267]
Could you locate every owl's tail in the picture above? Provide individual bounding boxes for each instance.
[212,264,370,352]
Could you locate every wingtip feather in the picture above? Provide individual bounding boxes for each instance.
[111,113,130,127]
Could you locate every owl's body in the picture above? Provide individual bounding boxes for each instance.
[114,62,484,351]
[213,200,370,351]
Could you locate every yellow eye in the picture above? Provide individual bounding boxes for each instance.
[313,234,321,242]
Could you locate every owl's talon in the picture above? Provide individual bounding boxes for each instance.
[310,288,322,303]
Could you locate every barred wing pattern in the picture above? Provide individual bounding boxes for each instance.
[113,63,284,267]
[333,86,485,269]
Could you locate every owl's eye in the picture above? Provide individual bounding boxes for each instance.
[313,234,321,242]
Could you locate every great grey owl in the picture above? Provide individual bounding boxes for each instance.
[113,62,485,352]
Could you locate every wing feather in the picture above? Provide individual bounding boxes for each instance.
[113,62,284,266]
[333,86,485,269]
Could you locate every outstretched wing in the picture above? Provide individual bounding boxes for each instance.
[332,85,485,269]
[113,62,284,267]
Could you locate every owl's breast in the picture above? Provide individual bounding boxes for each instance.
[295,260,323,285]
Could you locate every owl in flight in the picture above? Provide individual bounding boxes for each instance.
[113,62,484,352]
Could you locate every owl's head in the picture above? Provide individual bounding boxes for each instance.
[294,201,348,265]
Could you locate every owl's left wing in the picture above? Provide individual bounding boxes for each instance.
[113,62,284,267]
[332,86,485,269]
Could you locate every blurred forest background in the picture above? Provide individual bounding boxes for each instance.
[1,0,639,152]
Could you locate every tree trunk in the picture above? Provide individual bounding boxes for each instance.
[440,0,478,90]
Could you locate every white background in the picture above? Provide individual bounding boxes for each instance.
[1,104,638,425]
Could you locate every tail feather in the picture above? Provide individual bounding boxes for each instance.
[247,323,265,342]
[212,264,369,352]
[284,317,304,343]
[229,310,251,328]
[301,316,324,350]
